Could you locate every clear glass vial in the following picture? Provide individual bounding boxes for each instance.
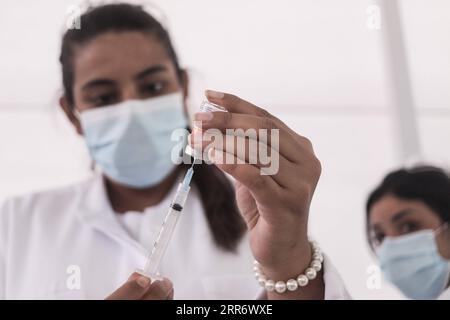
[185,100,227,160]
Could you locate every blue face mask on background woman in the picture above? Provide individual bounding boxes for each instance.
[80,92,188,188]
[377,224,450,300]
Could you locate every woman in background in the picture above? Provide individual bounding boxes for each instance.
[366,165,450,299]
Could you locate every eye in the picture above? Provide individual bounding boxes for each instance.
[399,222,418,234]
[141,81,165,97]
[90,93,119,107]
[371,232,385,248]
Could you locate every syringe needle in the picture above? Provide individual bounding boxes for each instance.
[181,164,195,191]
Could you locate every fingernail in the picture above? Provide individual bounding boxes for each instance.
[137,276,151,288]
[195,112,213,121]
[206,90,225,99]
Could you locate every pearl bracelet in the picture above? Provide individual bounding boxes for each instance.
[253,241,324,293]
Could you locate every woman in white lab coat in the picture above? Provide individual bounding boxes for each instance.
[366,166,450,300]
[0,3,348,299]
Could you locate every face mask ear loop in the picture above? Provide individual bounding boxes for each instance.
[439,253,450,295]
[435,223,450,293]
[435,223,449,236]
[73,109,81,121]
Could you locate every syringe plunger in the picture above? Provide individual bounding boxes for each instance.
[136,169,193,281]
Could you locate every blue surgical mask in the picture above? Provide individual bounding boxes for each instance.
[80,92,188,188]
[377,225,450,300]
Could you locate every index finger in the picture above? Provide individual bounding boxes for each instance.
[205,90,267,117]
[205,90,310,148]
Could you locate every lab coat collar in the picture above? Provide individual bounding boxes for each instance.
[76,173,148,258]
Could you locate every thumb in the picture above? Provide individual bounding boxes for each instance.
[142,278,174,300]
[105,273,151,300]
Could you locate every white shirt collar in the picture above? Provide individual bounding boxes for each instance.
[76,173,148,257]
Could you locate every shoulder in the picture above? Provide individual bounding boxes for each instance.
[0,175,100,221]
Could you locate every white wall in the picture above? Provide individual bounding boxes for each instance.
[0,0,449,299]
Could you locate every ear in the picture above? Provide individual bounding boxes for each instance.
[59,96,83,135]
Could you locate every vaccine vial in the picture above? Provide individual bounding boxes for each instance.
[185,100,227,160]
[198,100,227,113]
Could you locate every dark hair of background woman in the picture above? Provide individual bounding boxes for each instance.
[366,165,450,249]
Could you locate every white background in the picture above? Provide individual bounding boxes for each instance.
[0,0,449,299]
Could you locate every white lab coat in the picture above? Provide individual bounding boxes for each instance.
[438,288,450,300]
[0,173,350,299]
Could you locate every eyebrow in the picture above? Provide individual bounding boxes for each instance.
[81,65,168,91]
[81,79,115,91]
[390,209,414,223]
[134,65,168,80]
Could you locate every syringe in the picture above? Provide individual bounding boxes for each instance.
[136,164,195,281]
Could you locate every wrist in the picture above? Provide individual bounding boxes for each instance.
[254,240,324,296]
[258,239,312,280]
